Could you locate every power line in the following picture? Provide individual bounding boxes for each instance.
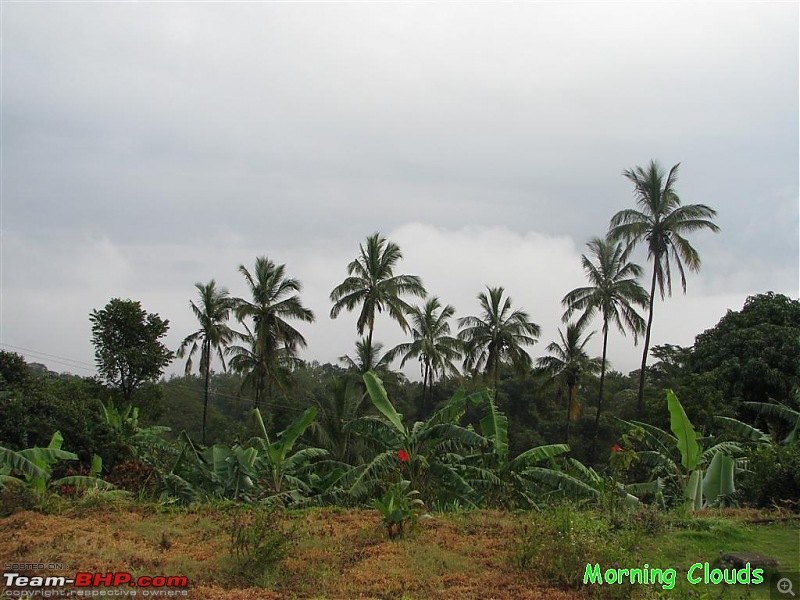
[0,343,96,373]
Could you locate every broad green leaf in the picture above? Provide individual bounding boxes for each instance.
[685,469,703,510]
[702,451,735,506]
[480,396,509,461]
[508,444,570,473]
[667,390,700,471]
[713,416,771,443]
[90,454,103,478]
[0,447,48,482]
[48,431,65,451]
[273,406,318,462]
[364,371,405,435]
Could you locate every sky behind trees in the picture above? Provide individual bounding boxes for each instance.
[2,2,797,379]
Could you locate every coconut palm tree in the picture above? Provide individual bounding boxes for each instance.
[561,238,649,458]
[329,233,427,351]
[177,280,235,445]
[458,286,541,390]
[233,257,315,410]
[609,160,719,414]
[536,322,602,445]
[226,326,300,411]
[385,297,463,412]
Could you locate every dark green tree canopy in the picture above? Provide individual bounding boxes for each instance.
[90,298,174,404]
[691,292,800,408]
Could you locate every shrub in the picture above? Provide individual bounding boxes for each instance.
[0,479,37,516]
[739,444,800,510]
[228,503,295,585]
[516,504,638,598]
[107,461,156,498]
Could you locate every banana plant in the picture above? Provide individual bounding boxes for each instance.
[248,406,327,500]
[1,432,110,493]
[343,371,489,506]
[471,394,600,508]
[100,399,173,462]
[620,390,741,509]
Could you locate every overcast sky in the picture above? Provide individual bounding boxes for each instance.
[2,2,798,383]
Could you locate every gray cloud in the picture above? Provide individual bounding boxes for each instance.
[2,2,797,378]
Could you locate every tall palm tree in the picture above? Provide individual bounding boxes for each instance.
[329,233,427,351]
[609,160,719,414]
[536,322,602,445]
[177,280,235,445]
[233,257,315,410]
[385,297,463,411]
[458,286,541,390]
[562,238,649,457]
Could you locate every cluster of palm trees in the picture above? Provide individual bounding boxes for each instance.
[177,258,315,444]
[177,160,719,449]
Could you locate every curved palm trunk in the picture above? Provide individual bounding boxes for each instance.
[590,322,609,464]
[637,268,659,416]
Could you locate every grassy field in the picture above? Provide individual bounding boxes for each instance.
[0,501,797,599]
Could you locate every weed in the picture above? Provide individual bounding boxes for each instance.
[227,503,295,586]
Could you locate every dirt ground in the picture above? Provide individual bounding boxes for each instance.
[0,507,584,599]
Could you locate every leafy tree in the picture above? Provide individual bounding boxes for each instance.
[691,293,800,410]
[385,297,463,413]
[536,322,602,445]
[233,257,315,410]
[177,280,236,445]
[329,233,427,351]
[458,286,541,391]
[89,298,173,405]
[562,237,649,457]
[608,160,719,414]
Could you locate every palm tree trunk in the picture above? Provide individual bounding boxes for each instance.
[422,361,430,414]
[590,322,609,464]
[565,383,574,445]
[637,268,658,416]
[367,323,374,371]
[202,362,210,445]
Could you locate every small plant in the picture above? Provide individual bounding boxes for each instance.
[373,479,427,539]
[228,503,295,585]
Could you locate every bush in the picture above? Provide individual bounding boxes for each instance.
[739,444,800,510]
[516,504,640,598]
[0,479,37,516]
[107,461,156,498]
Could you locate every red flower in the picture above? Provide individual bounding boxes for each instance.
[611,445,623,452]
[397,449,410,462]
